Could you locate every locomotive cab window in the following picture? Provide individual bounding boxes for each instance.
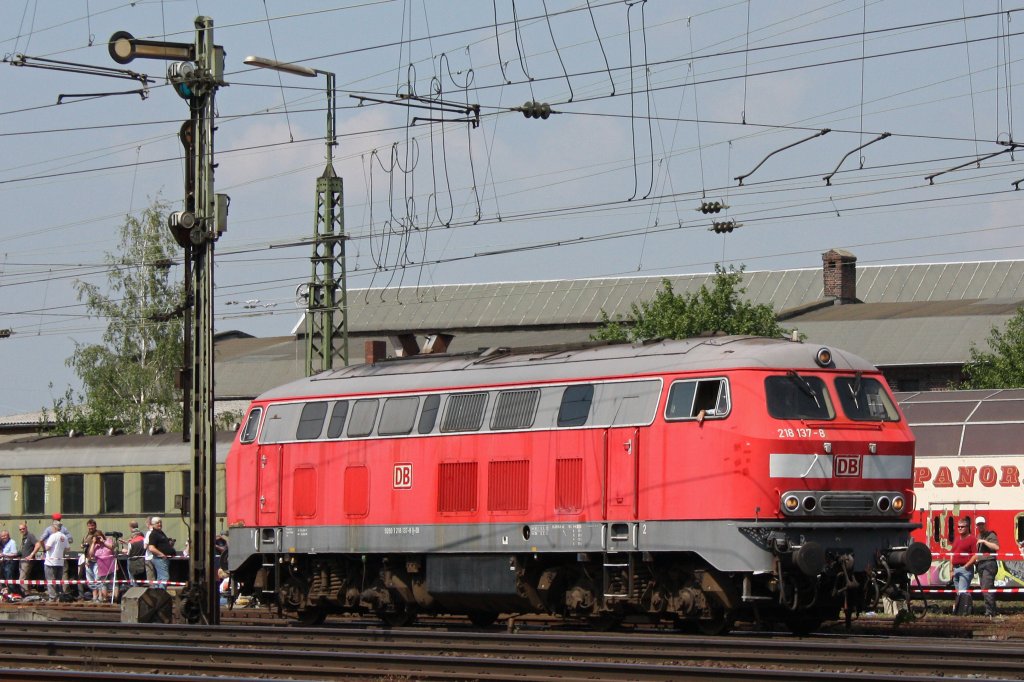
[834,376,900,421]
[296,401,329,440]
[347,399,379,438]
[239,407,262,443]
[418,394,441,434]
[558,384,594,427]
[765,373,834,420]
[378,396,420,436]
[666,378,730,420]
[326,400,349,439]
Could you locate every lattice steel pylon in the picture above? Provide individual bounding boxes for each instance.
[305,70,347,375]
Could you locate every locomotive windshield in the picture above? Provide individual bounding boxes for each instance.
[765,374,834,420]
[834,376,900,421]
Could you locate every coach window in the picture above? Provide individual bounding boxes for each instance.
[491,389,540,430]
[379,396,419,436]
[326,401,349,439]
[0,477,10,516]
[100,473,124,515]
[834,376,899,422]
[239,407,262,443]
[441,392,488,432]
[296,402,329,440]
[347,399,379,438]
[666,379,730,420]
[765,374,835,420]
[558,385,594,427]
[141,472,165,514]
[418,394,441,434]
[22,475,44,515]
[61,474,84,515]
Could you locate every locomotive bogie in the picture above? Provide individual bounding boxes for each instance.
[226,337,927,630]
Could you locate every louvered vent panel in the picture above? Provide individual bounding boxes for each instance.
[491,390,539,430]
[555,458,583,513]
[438,462,478,512]
[441,393,487,432]
[488,460,529,511]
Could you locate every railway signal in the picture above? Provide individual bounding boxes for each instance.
[108,16,225,626]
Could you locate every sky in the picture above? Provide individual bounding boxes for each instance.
[2,0,1023,417]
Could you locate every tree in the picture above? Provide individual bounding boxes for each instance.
[45,199,184,434]
[959,306,1024,388]
[592,264,789,342]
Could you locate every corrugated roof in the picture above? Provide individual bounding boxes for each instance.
[341,260,1024,333]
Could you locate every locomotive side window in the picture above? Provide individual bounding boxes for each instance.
[61,474,84,515]
[239,407,262,443]
[665,378,730,420]
[765,374,835,420]
[558,385,594,427]
[22,475,44,515]
[834,376,899,421]
[347,399,379,438]
[141,472,165,514]
[260,403,304,444]
[441,392,488,432]
[101,473,124,514]
[418,394,441,434]
[296,402,329,440]
[491,389,540,430]
[378,396,420,436]
[326,401,349,439]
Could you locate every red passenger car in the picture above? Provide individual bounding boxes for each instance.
[226,335,929,632]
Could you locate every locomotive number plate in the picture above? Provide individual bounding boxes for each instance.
[393,463,413,488]
[833,454,862,477]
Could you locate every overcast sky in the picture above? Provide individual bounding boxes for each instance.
[2,0,1023,416]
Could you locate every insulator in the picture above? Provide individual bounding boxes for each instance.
[538,102,551,119]
[522,100,534,118]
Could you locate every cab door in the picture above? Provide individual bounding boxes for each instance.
[257,443,282,526]
[604,426,639,520]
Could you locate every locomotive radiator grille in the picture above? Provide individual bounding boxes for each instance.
[818,493,875,512]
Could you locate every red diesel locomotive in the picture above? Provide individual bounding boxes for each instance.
[225,335,930,632]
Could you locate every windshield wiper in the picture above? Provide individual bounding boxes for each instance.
[786,370,821,408]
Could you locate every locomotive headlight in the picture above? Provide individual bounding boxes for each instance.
[783,494,800,513]
[877,496,891,512]
[892,495,905,512]
[815,347,833,367]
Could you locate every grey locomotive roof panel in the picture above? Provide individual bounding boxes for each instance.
[258,336,878,401]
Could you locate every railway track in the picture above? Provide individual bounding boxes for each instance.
[0,620,1020,680]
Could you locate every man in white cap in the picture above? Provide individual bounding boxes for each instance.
[967,516,1000,617]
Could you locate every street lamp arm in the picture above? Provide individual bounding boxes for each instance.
[243,55,317,77]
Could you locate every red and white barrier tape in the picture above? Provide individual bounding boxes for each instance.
[0,578,186,587]
[930,552,1024,560]
[912,587,1024,594]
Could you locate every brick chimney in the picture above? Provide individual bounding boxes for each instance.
[822,248,857,303]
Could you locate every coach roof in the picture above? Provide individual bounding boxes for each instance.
[258,336,878,401]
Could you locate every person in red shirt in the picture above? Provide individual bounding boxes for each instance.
[950,516,976,615]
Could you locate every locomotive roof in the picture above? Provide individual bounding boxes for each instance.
[0,430,236,469]
[259,335,879,401]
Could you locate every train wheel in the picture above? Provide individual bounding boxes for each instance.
[467,610,499,627]
[697,607,734,636]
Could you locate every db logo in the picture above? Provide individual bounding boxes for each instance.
[833,455,862,477]
[393,463,413,489]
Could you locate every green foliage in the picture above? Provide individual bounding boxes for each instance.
[959,306,1024,388]
[44,199,184,435]
[592,264,790,342]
